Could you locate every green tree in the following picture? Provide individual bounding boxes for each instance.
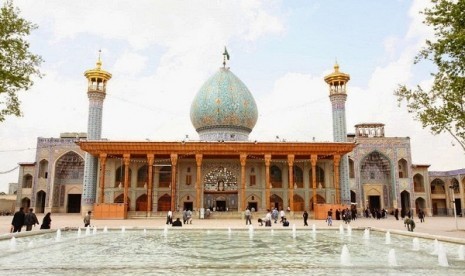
[0,0,42,122]
[395,0,465,151]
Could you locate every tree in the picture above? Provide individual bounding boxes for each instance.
[0,0,42,122]
[395,0,465,152]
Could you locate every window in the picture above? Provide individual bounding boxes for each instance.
[186,175,192,185]
[250,175,256,186]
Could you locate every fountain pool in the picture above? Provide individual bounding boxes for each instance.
[1,228,464,275]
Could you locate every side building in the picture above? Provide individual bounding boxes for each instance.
[16,133,87,213]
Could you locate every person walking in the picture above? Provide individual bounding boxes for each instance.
[303,210,309,226]
[11,207,26,233]
[166,210,173,225]
[327,209,333,226]
[272,208,278,223]
[24,208,40,231]
[279,209,286,223]
[40,212,52,229]
[418,209,425,223]
[84,211,91,227]
[245,208,252,225]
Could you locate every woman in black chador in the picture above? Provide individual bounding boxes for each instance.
[40,212,52,229]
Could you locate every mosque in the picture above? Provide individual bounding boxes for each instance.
[14,52,465,219]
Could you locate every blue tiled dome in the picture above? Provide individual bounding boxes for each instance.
[190,67,258,141]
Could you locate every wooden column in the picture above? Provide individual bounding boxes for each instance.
[147,154,154,213]
[98,153,107,204]
[195,154,203,210]
[123,154,130,209]
[288,154,295,211]
[170,153,178,211]
[333,154,341,204]
[240,153,247,211]
[265,154,271,210]
[311,154,317,210]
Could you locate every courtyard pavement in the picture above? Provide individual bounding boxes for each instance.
[2,213,465,243]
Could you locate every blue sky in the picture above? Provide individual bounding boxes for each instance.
[0,0,463,193]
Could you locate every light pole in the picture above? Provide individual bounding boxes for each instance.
[449,182,459,230]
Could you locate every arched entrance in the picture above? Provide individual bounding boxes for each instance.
[270,194,283,210]
[415,197,426,214]
[203,165,238,211]
[114,194,131,211]
[401,190,411,214]
[157,194,171,211]
[360,151,393,210]
[21,197,31,209]
[310,194,325,210]
[293,194,304,211]
[36,190,46,213]
[136,194,147,211]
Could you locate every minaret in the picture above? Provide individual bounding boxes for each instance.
[81,52,112,214]
[324,63,351,205]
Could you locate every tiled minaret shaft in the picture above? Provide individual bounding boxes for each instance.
[81,54,112,214]
[325,64,351,204]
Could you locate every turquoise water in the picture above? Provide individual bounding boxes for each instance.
[0,228,464,275]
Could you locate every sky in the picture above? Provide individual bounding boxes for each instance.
[1,0,464,193]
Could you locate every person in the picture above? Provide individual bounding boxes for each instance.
[303,210,308,226]
[279,209,286,223]
[258,218,264,226]
[418,209,425,223]
[327,209,333,226]
[183,209,188,224]
[265,209,272,227]
[187,209,192,224]
[272,208,278,223]
[282,218,290,227]
[40,212,52,229]
[11,207,25,233]
[24,208,40,231]
[166,210,173,225]
[394,208,399,220]
[84,211,91,227]
[245,208,252,225]
[172,218,182,227]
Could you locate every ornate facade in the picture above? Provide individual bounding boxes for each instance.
[14,55,465,218]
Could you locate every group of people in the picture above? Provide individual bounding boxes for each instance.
[11,207,51,232]
[252,207,292,227]
[165,209,193,227]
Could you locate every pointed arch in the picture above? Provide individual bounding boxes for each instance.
[36,190,46,213]
[430,178,445,194]
[115,165,132,188]
[397,158,408,178]
[159,166,171,188]
[137,165,148,188]
[294,165,303,188]
[136,194,148,211]
[270,194,283,210]
[39,159,49,179]
[55,151,85,180]
[270,165,282,188]
[22,174,33,188]
[293,194,304,211]
[349,158,355,178]
[413,173,425,192]
[158,194,171,211]
[309,165,325,188]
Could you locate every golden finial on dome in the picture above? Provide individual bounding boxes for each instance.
[84,50,112,93]
[324,61,350,95]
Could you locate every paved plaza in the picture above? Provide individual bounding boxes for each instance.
[2,213,465,243]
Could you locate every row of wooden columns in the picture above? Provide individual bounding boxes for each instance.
[96,152,343,212]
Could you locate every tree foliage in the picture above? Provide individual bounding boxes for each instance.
[0,0,42,122]
[395,0,465,151]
